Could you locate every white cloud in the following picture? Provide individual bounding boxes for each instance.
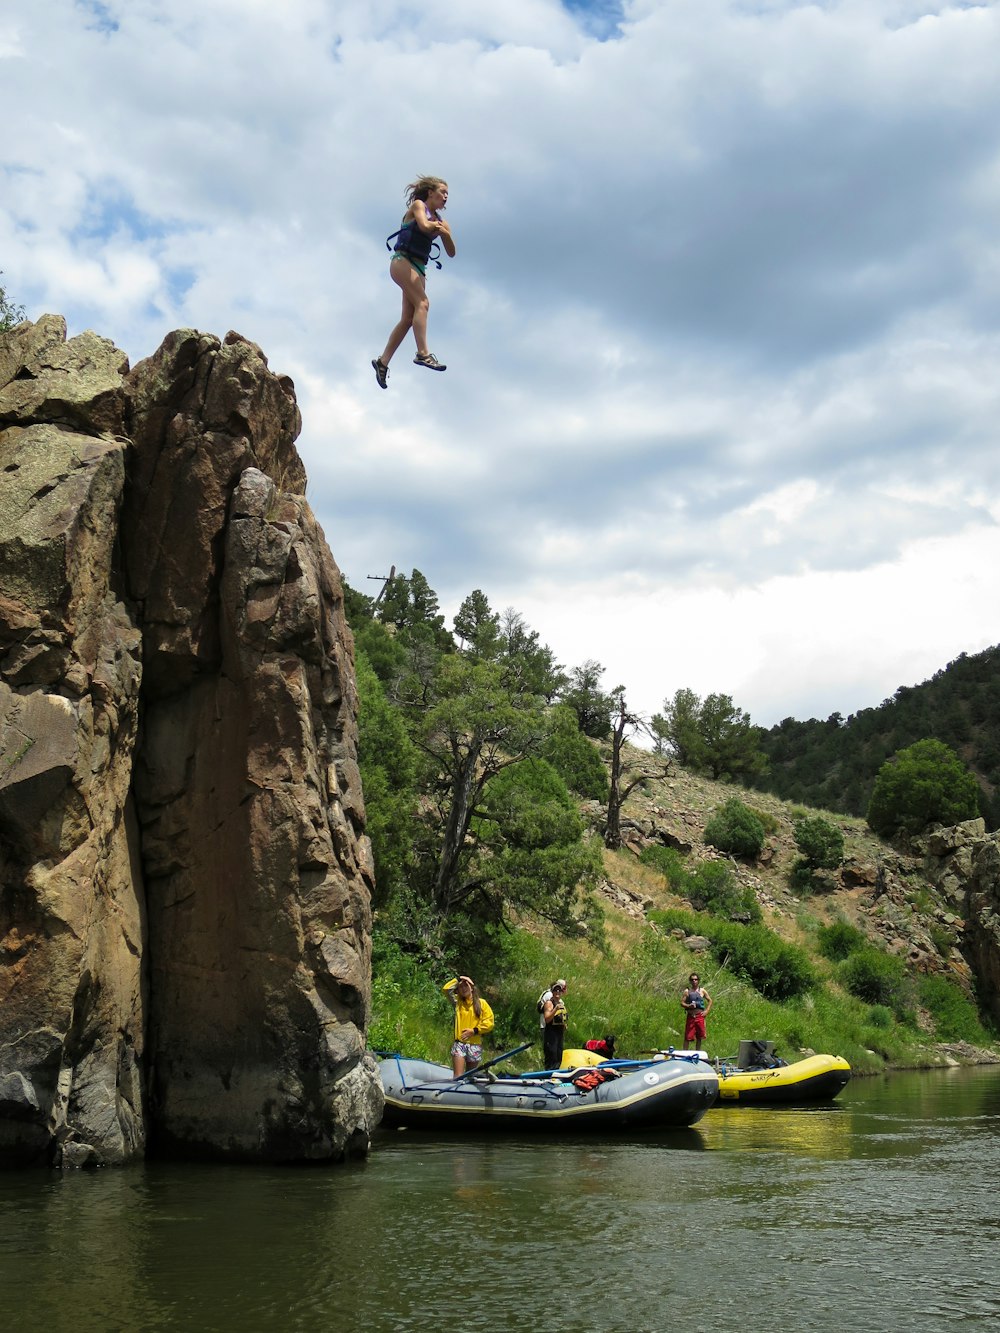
[3,0,999,727]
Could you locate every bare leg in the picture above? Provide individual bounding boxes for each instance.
[452,1050,466,1077]
[380,258,430,363]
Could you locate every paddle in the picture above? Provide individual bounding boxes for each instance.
[455,1041,534,1081]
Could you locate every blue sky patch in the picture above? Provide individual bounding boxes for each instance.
[75,1,120,35]
[73,189,169,245]
[561,0,625,40]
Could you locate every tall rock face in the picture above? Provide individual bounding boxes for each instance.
[0,316,145,1169]
[923,819,1000,1028]
[0,318,382,1166]
[967,837,1000,1027]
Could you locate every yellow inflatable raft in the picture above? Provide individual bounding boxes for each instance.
[716,1052,851,1104]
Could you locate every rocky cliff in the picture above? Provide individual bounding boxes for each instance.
[0,316,383,1167]
[921,820,1000,1029]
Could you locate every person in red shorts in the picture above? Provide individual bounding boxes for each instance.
[682,972,712,1051]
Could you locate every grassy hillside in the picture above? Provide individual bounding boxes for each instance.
[369,753,999,1075]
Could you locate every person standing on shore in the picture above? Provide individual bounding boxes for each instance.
[444,975,494,1076]
[682,972,712,1051]
[540,979,569,1071]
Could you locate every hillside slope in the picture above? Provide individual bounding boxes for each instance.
[579,750,998,1064]
[748,644,1000,827]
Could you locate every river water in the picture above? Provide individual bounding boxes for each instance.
[2,1067,999,1332]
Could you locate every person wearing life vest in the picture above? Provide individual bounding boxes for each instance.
[444,975,494,1076]
[372,175,456,389]
[682,972,712,1051]
[540,979,569,1071]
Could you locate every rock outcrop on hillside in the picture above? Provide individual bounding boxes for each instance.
[922,819,1000,1027]
[0,317,382,1167]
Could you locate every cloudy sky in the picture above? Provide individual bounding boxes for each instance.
[3,0,999,728]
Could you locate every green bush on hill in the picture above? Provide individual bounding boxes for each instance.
[816,919,867,962]
[837,946,914,1018]
[918,975,992,1044]
[703,797,766,859]
[793,814,845,872]
[639,843,689,889]
[650,909,815,1001]
[639,846,761,922]
[686,861,762,923]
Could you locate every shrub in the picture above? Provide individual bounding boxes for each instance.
[649,907,704,935]
[747,804,781,836]
[639,844,690,890]
[793,815,845,871]
[918,975,990,1044]
[866,1005,893,1029]
[649,909,814,1000]
[929,924,955,958]
[703,798,766,859]
[816,919,867,962]
[686,861,762,923]
[837,947,914,1016]
[711,921,815,1000]
[0,274,25,332]
[867,738,981,841]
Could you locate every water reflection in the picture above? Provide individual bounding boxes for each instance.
[702,1104,852,1158]
[2,1068,1000,1332]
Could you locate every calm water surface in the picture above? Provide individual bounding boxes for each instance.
[3,1067,999,1332]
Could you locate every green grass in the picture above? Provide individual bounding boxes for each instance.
[368,850,998,1075]
[367,911,962,1077]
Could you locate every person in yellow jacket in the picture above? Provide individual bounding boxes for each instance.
[443,975,495,1076]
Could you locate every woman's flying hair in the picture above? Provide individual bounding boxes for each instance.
[405,175,447,205]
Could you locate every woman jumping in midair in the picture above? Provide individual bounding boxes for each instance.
[372,175,456,389]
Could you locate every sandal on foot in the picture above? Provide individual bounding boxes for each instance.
[372,358,389,389]
[414,352,446,372]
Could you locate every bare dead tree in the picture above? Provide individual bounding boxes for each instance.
[605,689,669,850]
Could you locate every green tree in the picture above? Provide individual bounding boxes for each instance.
[453,588,500,657]
[495,607,565,699]
[866,738,981,840]
[355,650,420,907]
[475,758,603,931]
[653,688,766,782]
[561,659,614,739]
[697,693,768,781]
[0,274,25,332]
[378,568,453,650]
[416,656,546,916]
[652,687,703,765]
[540,702,610,801]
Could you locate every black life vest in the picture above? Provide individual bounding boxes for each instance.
[386,218,442,269]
